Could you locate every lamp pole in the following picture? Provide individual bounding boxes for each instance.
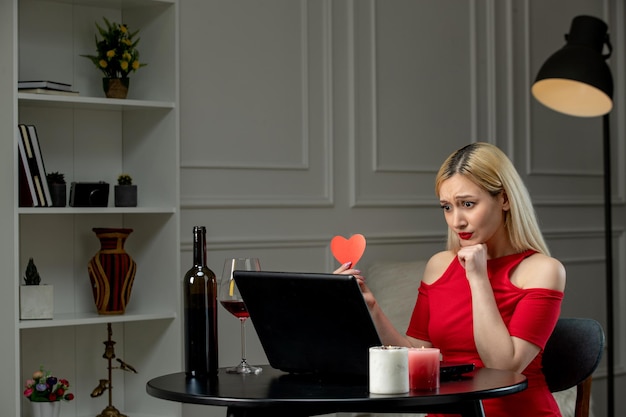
[602,113,614,417]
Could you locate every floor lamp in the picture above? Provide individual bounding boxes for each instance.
[531,15,614,417]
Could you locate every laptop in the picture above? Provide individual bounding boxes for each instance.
[233,270,380,376]
[234,270,475,379]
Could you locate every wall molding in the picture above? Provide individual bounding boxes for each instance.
[181,231,447,252]
[181,227,620,253]
[349,0,482,207]
[180,0,334,208]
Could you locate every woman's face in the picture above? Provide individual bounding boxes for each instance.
[438,174,509,248]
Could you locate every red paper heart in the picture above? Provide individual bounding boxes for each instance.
[330,234,367,267]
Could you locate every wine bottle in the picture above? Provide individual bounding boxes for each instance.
[183,226,218,377]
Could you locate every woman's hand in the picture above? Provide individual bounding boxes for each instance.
[334,261,427,348]
[457,243,489,283]
[333,261,362,278]
[333,262,376,309]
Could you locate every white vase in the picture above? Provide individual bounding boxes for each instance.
[31,401,60,417]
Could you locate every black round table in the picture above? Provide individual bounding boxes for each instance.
[146,366,527,417]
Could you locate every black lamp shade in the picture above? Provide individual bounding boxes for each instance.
[531,15,613,117]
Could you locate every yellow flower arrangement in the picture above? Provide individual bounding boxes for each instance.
[82,17,147,79]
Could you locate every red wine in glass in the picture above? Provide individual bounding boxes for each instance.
[219,257,262,374]
[220,300,250,319]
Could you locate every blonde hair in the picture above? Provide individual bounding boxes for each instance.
[435,142,550,256]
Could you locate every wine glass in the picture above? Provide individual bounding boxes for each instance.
[219,257,263,374]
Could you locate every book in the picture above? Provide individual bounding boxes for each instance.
[18,124,50,207]
[18,124,44,206]
[17,132,38,207]
[19,88,80,96]
[18,80,73,92]
[26,125,53,207]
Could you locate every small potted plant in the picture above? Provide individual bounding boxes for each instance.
[115,174,137,207]
[81,17,147,99]
[46,171,66,207]
[24,366,74,417]
[19,258,53,320]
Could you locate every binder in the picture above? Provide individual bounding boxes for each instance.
[26,125,52,206]
[18,124,51,207]
[17,131,37,207]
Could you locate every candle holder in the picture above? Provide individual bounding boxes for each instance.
[91,323,138,417]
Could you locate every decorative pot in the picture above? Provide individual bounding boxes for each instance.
[103,78,129,99]
[48,183,67,207]
[88,228,137,314]
[20,285,54,319]
[114,184,137,207]
[31,401,61,417]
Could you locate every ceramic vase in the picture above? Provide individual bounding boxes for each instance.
[103,78,129,99]
[31,401,60,417]
[88,228,137,314]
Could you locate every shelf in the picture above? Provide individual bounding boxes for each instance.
[18,206,177,215]
[18,93,175,110]
[77,413,175,417]
[19,310,177,329]
[11,0,181,415]
[42,0,176,8]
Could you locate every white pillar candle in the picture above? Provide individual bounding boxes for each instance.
[369,346,409,394]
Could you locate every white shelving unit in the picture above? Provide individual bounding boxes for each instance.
[4,0,182,416]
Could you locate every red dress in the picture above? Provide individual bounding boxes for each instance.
[406,250,564,417]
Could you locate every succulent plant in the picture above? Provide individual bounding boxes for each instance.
[117,174,133,185]
[23,258,41,285]
[46,171,66,184]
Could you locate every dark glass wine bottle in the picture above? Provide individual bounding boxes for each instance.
[183,226,218,377]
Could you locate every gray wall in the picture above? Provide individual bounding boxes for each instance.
[179,1,626,416]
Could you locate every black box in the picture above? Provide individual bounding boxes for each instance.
[69,182,109,207]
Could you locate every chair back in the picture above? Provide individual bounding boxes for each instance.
[542,317,604,393]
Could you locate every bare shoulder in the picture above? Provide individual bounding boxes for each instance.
[513,252,566,291]
[422,250,456,285]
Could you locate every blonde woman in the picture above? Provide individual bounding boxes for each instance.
[337,142,566,417]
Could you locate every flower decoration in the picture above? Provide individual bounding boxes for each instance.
[23,367,74,402]
[82,17,147,79]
